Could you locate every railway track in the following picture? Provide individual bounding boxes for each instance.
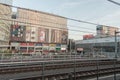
[0,59,119,80]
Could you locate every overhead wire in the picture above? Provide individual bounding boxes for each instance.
[0,3,119,38]
[0,3,118,28]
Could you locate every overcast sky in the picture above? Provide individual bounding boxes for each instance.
[13,0,120,40]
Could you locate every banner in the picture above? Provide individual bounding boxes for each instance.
[11,24,26,41]
[26,26,31,41]
[38,28,45,42]
[61,31,68,43]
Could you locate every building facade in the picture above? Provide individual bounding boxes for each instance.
[10,8,68,54]
[76,36,120,58]
[0,0,12,51]
[96,25,119,38]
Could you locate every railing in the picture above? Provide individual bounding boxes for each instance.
[0,53,114,63]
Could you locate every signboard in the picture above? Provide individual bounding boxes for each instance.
[43,44,49,46]
[83,34,94,40]
[20,47,27,52]
[61,45,67,48]
[11,42,19,46]
[61,48,66,50]
[20,43,27,46]
[28,43,34,46]
[35,43,42,46]
[49,47,55,51]
[77,48,83,51]
[56,44,61,47]
[49,44,55,47]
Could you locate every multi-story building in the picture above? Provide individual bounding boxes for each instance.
[96,25,119,38]
[10,8,68,54]
[0,0,12,51]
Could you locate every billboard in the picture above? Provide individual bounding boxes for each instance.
[38,28,45,42]
[61,31,68,43]
[55,30,61,43]
[83,34,94,40]
[51,29,55,43]
[51,30,61,43]
[10,24,26,42]
[38,28,49,42]
[26,26,31,41]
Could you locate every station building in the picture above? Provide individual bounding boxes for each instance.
[76,25,119,58]
[76,36,120,58]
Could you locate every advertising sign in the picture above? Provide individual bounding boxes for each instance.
[11,24,26,41]
[49,44,55,47]
[55,30,60,43]
[38,28,45,42]
[20,43,27,46]
[35,43,42,46]
[61,31,68,43]
[28,43,34,46]
[83,34,94,40]
[11,42,20,46]
[51,29,55,42]
[56,44,61,47]
[26,26,31,41]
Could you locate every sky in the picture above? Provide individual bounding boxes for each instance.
[13,0,120,40]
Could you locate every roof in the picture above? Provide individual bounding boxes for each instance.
[76,36,120,44]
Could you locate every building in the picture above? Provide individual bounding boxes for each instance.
[0,0,12,51]
[96,25,119,38]
[76,25,120,58]
[10,8,68,54]
[76,36,120,58]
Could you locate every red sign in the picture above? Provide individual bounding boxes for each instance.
[28,43,34,46]
[20,43,27,46]
[83,34,94,40]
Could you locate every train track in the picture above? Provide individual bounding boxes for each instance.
[0,59,119,80]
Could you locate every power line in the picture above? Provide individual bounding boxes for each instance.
[0,13,96,31]
[0,18,96,34]
[0,3,118,36]
[0,3,117,28]
[108,0,120,6]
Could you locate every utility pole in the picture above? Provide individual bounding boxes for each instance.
[114,31,119,80]
[107,1,120,79]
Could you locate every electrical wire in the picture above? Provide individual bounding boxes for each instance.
[0,18,96,34]
[0,3,118,29]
